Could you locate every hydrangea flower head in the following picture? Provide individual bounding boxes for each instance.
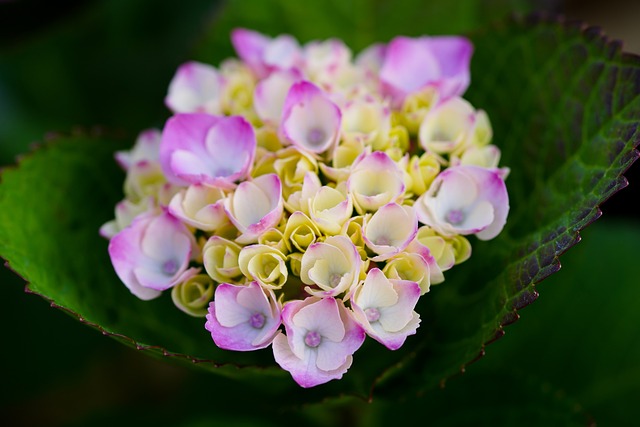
[103,28,510,387]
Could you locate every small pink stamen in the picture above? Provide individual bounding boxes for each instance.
[307,128,326,147]
[304,331,322,348]
[364,307,381,322]
[446,209,464,225]
[162,260,178,275]
[249,313,266,329]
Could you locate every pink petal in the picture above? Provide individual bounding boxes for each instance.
[253,69,302,124]
[108,211,197,298]
[274,297,364,388]
[272,333,353,388]
[165,61,222,114]
[231,28,270,77]
[292,297,345,342]
[225,174,284,243]
[160,113,256,187]
[380,35,472,106]
[281,81,341,154]
[205,282,281,351]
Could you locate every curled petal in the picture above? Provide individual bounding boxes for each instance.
[284,170,321,215]
[383,252,432,295]
[100,197,156,239]
[303,39,352,83]
[168,184,227,231]
[347,151,405,214]
[160,113,256,188]
[341,97,391,151]
[231,28,301,78]
[309,185,353,235]
[171,274,215,317]
[414,165,509,240]
[300,235,361,297]
[224,173,284,244]
[108,211,199,300]
[274,147,319,201]
[407,152,441,196]
[254,69,302,125]
[165,61,222,114]
[363,203,418,261]
[452,144,502,169]
[115,129,162,171]
[418,96,478,156]
[238,244,288,289]
[281,81,342,154]
[202,236,244,284]
[283,211,322,252]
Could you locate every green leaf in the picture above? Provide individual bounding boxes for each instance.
[477,220,640,425]
[1,14,638,404]
[372,15,640,396]
[0,0,220,163]
[194,0,538,62]
[296,372,590,427]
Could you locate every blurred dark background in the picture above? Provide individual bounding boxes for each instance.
[1,1,638,426]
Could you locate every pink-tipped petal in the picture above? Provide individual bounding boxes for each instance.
[205,282,281,351]
[225,173,284,244]
[351,269,421,350]
[108,211,198,299]
[254,70,302,124]
[415,165,509,239]
[281,81,342,154]
[160,113,256,187]
[380,35,472,105]
[165,61,222,114]
[231,28,271,77]
[273,297,365,388]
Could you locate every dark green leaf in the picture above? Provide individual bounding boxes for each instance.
[194,0,539,62]
[1,14,638,405]
[373,15,640,396]
[0,0,220,163]
[478,220,640,426]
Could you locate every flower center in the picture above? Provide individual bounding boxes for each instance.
[304,331,322,348]
[364,307,381,323]
[446,209,464,225]
[162,259,178,276]
[249,313,266,329]
[329,273,342,287]
[307,128,326,147]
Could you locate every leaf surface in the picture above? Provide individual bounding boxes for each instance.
[1,14,638,402]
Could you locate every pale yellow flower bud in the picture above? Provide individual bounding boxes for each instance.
[202,236,244,284]
[408,152,441,196]
[171,274,215,317]
[238,244,288,290]
[219,59,257,118]
[400,86,439,134]
[383,253,431,295]
[273,146,318,199]
[258,227,289,254]
[283,211,322,252]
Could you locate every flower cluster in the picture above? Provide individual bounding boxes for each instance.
[102,28,510,388]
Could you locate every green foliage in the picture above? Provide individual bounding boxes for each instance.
[196,0,535,61]
[0,0,219,162]
[0,2,638,413]
[374,15,640,396]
